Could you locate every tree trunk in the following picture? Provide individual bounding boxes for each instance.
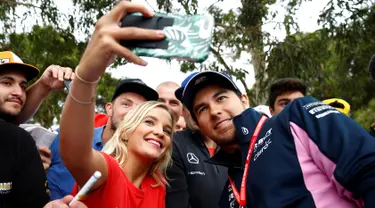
[250,32,267,105]
[240,0,268,105]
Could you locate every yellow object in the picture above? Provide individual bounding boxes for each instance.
[0,51,39,81]
[323,98,351,116]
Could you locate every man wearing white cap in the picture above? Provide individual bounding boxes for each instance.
[0,51,75,124]
[0,51,75,206]
[0,51,74,172]
[0,51,51,207]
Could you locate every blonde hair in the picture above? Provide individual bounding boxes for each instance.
[183,106,199,131]
[102,101,176,187]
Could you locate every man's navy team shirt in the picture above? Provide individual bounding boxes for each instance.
[47,126,105,200]
[208,96,375,208]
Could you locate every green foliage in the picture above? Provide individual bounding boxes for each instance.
[1,0,375,128]
[96,72,119,113]
[354,99,375,130]
[266,2,375,127]
[0,25,83,127]
[71,0,117,36]
[0,25,118,127]
[0,0,20,35]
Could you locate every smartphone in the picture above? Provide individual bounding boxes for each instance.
[120,12,214,63]
[63,80,71,91]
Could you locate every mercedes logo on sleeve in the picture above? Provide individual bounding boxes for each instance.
[187,152,199,164]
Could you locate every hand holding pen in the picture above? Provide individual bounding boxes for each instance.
[69,171,102,206]
[44,171,101,208]
[43,195,87,208]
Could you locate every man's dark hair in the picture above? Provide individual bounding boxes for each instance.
[268,78,307,110]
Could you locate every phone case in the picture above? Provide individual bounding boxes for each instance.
[121,13,214,63]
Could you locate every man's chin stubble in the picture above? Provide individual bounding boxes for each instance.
[216,131,237,146]
[0,108,19,123]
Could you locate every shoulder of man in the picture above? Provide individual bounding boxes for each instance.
[279,96,330,122]
[94,126,105,134]
[276,96,348,133]
[232,108,264,144]
[173,129,195,144]
[286,96,321,112]
[0,120,36,145]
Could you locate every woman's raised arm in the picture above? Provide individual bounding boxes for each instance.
[59,1,165,188]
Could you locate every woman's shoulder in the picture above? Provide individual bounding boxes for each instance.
[99,152,126,183]
[100,152,120,168]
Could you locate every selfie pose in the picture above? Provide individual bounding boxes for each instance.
[180,71,375,208]
[65,101,175,207]
[59,1,176,207]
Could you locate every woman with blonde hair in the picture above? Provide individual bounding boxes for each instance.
[58,1,175,207]
[70,101,175,207]
[102,101,174,186]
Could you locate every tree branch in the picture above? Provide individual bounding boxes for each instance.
[0,0,40,8]
[210,46,231,71]
[211,46,252,101]
[204,0,221,12]
[144,0,157,12]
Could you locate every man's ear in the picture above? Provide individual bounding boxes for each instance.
[105,102,113,117]
[241,94,249,108]
[269,107,275,116]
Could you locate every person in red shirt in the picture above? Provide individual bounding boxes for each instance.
[94,113,108,127]
[70,101,175,208]
[58,1,175,207]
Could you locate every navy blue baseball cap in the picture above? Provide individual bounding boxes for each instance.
[175,72,199,102]
[180,71,241,115]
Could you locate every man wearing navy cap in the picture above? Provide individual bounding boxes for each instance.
[166,72,228,208]
[47,78,158,200]
[181,71,375,208]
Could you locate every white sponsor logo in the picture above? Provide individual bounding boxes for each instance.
[188,171,206,175]
[254,128,272,152]
[187,152,199,164]
[194,76,207,85]
[304,101,341,119]
[228,184,247,207]
[241,127,249,135]
[0,182,12,194]
[228,184,236,208]
[309,105,334,115]
[254,139,272,161]
[253,128,273,161]
[303,101,322,110]
[133,79,144,84]
[315,110,340,118]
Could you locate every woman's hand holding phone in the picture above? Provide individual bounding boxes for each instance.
[76,1,165,81]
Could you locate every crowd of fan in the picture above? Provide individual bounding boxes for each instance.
[1,1,375,208]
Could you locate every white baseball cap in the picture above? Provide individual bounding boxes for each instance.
[0,51,40,81]
[253,105,272,118]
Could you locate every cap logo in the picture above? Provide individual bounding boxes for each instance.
[194,76,207,85]
[0,58,10,64]
[133,79,144,84]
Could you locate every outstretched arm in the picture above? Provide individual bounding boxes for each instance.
[59,1,166,190]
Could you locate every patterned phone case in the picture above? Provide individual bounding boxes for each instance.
[129,13,214,63]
